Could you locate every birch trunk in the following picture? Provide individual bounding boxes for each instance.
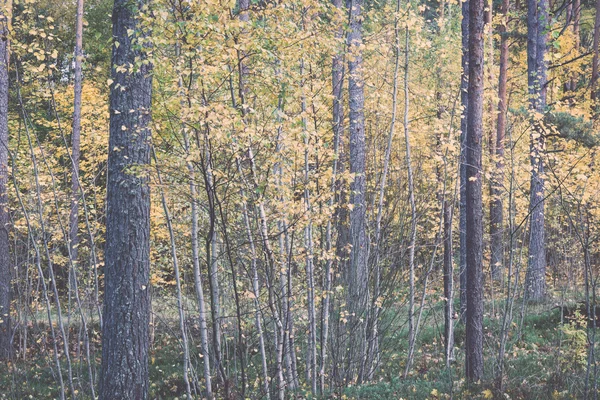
[0,0,11,360]
[403,26,418,378]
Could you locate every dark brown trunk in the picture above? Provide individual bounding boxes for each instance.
[490,0,509,281]
[525,0,548,301]
[99,0,152,397]
[465,0,485,382]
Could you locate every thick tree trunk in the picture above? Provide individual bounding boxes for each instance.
[459,0,469,323]
[524,0,548,301]
[465,0,485,382]
[490,0,509,281]
[346,0,368,380]
[99,0,152,397]
[0,0,11,361]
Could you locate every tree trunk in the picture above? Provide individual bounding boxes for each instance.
[187,153,214,399]
[591,0,600,116]
[303,101,318,396]
[154,152,192,400]
[403,26,418,378]
[99,0,152,397]
[524,0,548,301]
[69,0,83,280]
[490,0,509,281]
[443,200,455,367]
[459,0,469,323]
[465,0,485,382]
[321,0,344,390]
[346,0,368,380]
[0,0,12,361]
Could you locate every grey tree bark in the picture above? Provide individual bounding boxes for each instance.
[153,151,192,400]
[321,0,344,389]
[524,0,548,301]
[0,0,12,361]
[69,0,83,281]
[443,200,455,367]
[402,26,418,378]
[459,0,469,323]
[186,140,214,399]
[591,0,600,115]
[465,0,485,382]
[301,70,318,394]
[99,0,152,397]
[346,0,369,379]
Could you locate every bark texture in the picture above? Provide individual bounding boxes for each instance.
[443,200,454,366]
[459,0,469,323]
[465,0,485,382]
[346,0,368,379]
[0,0,11,361]
[69,0,83,273]
[490,0,509,281]
[524,0,548,301]
[99,0,152,397]
[591,0,600,115]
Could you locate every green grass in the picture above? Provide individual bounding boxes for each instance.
[1,301,598,399]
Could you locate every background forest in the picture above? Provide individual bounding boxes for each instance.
[0,0,599,398]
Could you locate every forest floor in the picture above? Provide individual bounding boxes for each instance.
[0,298,596,399]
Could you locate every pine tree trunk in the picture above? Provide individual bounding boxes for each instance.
[0,0,12,361]
[99,0,152,397]
[465,0,485,382]
[490,0,509,281]
[524,0,548,301]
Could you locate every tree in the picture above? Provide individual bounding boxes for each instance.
[99,0,152,397]
[465,0,485,382]
[0,0,11,361]
[443,200,454,367]
[69,0,83,275]
[591,0,600,116]
[459,0,469,322]
[490,0,509,280]
[346,0,368,380]
[321,0,344,391]
[524,0,548,301]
